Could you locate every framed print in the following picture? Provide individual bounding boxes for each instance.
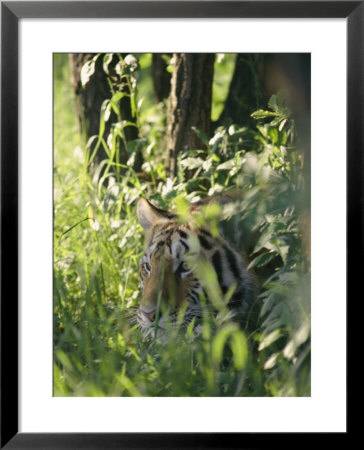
[1,1,359,448]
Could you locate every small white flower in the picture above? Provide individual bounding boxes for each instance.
[91,220,100,231]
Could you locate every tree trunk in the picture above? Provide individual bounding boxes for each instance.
[215,54,265,129]
[165,53,215,178]
[262,53,311,262]
[152,54,171,103]
[69,53,142,173]
[69,53,112,145]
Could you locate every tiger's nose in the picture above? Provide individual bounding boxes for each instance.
[139,307,156,322]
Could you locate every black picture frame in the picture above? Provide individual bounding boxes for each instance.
[1,1,358,448]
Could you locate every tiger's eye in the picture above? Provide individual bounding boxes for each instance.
[176,261,192,279]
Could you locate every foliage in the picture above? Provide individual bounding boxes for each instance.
[54,53,310,397]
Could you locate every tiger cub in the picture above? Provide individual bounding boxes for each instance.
[136,197,255,337]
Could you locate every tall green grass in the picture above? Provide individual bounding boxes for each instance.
[53,53,310,397]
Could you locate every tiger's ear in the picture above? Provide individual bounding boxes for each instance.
[137,198,174,231]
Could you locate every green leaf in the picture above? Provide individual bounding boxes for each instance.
[192,127,208,146]
[268,127,279,144]
[216,159,235,171]
[180,157,204,170]
[247,252,276,270]
[283,321,310,360]
[117,373,142,396]
[229,330,248,370]
[98,99,110,138]
[268,94,279,112]
[263,352,279,370]
[251,110,280,120]
[102,53,114,74]
[80,54,100,87]
[258,329,281,351]
[279,119,287,131]
[212,323,248,370]
[124,54,138,72]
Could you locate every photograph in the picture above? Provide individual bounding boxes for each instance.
[53,52,311,397]
[0,0,357,446]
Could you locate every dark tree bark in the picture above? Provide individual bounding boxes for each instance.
[165,53,215,178]
[69,53,142,173]
[215,54,265,130]
[69,53,112,144]
[152,54,171,103]
[262,53,311,260]
[217,53,310,175]
[262,53,311,184]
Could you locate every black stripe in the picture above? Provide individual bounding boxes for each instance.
[198,234,212,250]
[212,251,224,287]
[224,245,241,279]
[188,291,200,304]
[200,229,212,237]
[175,261,184,276]
[179,230,188,239]
[230,288,244,304]
[180,240,189,250]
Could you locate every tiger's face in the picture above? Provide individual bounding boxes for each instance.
[135,196,256,339]
[137,198,203,335]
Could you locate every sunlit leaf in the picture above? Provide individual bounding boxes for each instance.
[258,329,281,351]
[212,323,248,370]
[251,109,280,120]
[216,159,235,171]
[80,54,100,87]
[283,321,310,360]
[102,53,114,74]
[180,157,204,170]
[247,252,276,270]
[264,352,279,370]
